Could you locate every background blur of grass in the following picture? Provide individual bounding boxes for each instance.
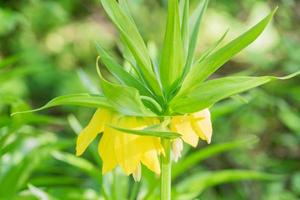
[0,0,299,199]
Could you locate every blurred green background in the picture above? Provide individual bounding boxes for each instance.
[0,0,299,199]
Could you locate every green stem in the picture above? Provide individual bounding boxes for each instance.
[161,139,172,200]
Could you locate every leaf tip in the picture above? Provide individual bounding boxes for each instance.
[273,6,279,14]
[269,6,279,19]
[277,71,300,80]
[10,109,34,116]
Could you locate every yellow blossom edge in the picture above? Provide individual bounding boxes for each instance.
[76,108,163,175]
[171,108,213,146]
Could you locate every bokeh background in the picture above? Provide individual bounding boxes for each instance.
[0,0,299,199]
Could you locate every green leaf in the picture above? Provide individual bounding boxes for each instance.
[96,43,154,98]
[97,58,155,117]
[159,0,184,92]
[99,0,161,96]
[196,28,229,63]
[11,94,113,116]
[12,93,112,115]
[109,124,181,139]
[183,0,209,76]
[52,151,100,178]
[180,0,189,55]
[172,135,259,179]
[175,170,281,199]
[118,0,134,22]
[28,184,56,200]
[171,73,299,114]
[180,9,277,93]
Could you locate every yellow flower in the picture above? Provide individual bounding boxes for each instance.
[76,108,163,177]
[170,109,212,147]
[76,108,212,178]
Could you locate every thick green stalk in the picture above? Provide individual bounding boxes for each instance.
[161,139,172,200]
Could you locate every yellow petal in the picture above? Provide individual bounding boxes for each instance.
[76,108,111,156]
[191,109,213,144]
[114,117,142,175]
[99,126,118,174]
[141,148,161,174]
[171,116,199,147]
[98,114,163,175]
[113,116,163,175]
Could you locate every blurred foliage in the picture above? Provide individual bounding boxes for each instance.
[0,0,299,199]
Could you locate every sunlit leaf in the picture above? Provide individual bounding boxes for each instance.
[96,58,155,116]
[183,0,209,76]
[96,43,154,98]
[180,0,189,55]
[180,9,277,93]
[99,0,162,96]
[196,29,229,63]
[159,0,184,93]
[171,73,299,114]
[11,94,113,116]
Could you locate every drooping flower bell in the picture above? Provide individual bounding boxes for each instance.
[171,109,212,147]
[76,108,163,178]
[76,108,212,178]
[170,109,212,161]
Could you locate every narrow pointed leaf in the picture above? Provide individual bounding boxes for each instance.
[11,94,113,115]
[180,0,189,55]
[96,43,154,98]
[99,0,161,95]
[171,73,298,113]
[180,9,277,93]
[118,0,134,22]
[97,59,155,117]
[159,0,184,92]
[96,44,162,112]
[196,29,229,63]
[183,0,209,76]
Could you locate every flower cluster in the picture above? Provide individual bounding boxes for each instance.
[76,108,212,178]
